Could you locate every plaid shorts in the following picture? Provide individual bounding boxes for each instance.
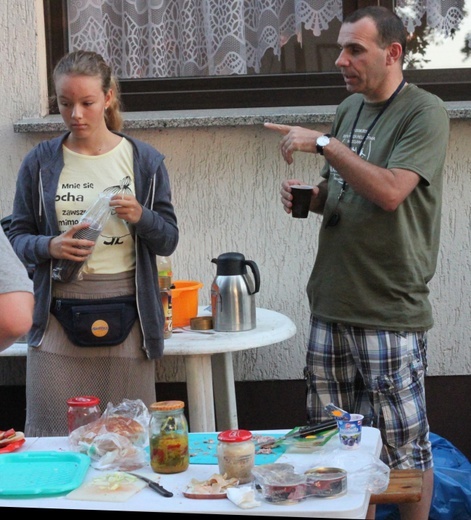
[305,316,433,471]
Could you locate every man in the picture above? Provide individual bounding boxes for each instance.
[0,226,34,351]
[265,6,449,520]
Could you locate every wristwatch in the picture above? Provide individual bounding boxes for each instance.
[316,134,331,155]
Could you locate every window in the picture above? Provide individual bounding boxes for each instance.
[44,0,471,112]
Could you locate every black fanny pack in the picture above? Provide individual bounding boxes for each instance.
[50,295,138,347]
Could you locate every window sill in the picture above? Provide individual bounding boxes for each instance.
[13,102,471,133]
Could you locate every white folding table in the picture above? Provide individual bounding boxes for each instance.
[0,427,383,518]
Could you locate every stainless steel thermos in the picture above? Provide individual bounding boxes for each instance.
[210,252,260,332]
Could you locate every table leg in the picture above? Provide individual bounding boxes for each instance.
[183,355,215,432]
[212,352,238,431]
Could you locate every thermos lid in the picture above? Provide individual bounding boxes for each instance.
[211,252,247,275]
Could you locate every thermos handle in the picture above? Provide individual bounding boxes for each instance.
[245,260,261,295]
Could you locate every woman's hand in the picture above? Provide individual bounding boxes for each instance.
[110,194,143,224]
[48,222,95,261]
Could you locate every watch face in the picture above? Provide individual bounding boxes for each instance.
[318,135,330,146]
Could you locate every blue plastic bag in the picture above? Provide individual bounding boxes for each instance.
[375,433,471,519]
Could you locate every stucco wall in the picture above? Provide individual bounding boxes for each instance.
[0,0,46,218]
[1,1,470,383]
[123,123,471,381]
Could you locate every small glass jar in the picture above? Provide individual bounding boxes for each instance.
[149,400,189,474]
[217,429,255,484]
[67,395,101,434]
[158,276,173,339]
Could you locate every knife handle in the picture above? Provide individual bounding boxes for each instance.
[296,419,338,437]
[148,481,173,497]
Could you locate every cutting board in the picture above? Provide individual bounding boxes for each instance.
[189,432,286,465]
[66,473,147,502]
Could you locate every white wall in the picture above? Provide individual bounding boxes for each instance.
[1,1,470,383]
[0,0,47,217]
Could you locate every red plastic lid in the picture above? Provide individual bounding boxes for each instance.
[67,395,100,407]
[217,429,253,442]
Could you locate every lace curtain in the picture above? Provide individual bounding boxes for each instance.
[67,0,468,78]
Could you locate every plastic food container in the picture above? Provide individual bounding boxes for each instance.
[171,280,203,328]
[282,425,338,452]
[252,463,307,505]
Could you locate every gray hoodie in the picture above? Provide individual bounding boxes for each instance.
[9,132,178,359]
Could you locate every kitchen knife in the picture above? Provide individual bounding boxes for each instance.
[127,472,173,497]
[295,419,338,437]
[255,419,338,448]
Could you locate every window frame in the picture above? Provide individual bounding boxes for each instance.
[43,0,471,113]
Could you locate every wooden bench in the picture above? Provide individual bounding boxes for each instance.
[370,469,423,505]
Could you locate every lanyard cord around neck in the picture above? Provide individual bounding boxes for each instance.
[348,78,406,156]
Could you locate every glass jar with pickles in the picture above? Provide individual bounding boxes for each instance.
[149,400,189,474]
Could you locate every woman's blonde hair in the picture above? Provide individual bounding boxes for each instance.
[53,50,123,132]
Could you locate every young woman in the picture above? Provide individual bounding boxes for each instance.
[9,50,178,436]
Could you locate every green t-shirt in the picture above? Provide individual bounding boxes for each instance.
[307,84,450,331]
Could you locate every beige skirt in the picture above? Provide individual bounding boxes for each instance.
[25,271,156,437]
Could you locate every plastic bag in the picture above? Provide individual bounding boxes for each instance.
[52,191,113,283]
[297,446,391,495]
[428,433,471,520]
[376,433,471,520]
[251,452,390,505]
[68,398,150,471]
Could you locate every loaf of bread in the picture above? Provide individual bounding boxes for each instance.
[73,415,146,446]
[68,399,150,470]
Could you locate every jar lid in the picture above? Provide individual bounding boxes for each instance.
[150,400,185,411]
[67,395,100,407]
[217,429,253,442]
[190,316,213,330]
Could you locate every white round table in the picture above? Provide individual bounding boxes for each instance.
[164,306,296,432]
[1,307,297,433]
